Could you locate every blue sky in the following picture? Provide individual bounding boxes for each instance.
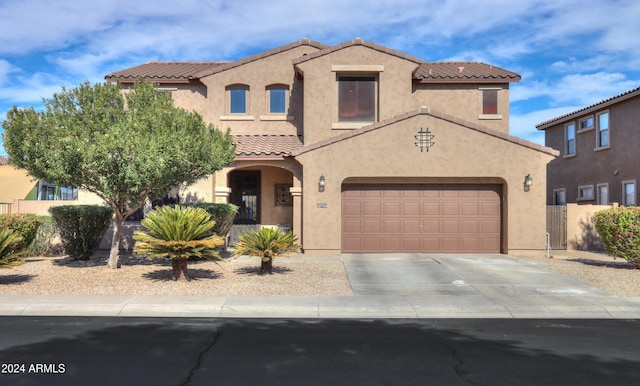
[1,0,639,156]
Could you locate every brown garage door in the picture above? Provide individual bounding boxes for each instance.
[342,184,502,253]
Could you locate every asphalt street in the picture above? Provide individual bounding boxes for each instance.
[1,317,639,386]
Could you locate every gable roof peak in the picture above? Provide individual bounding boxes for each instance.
[292,37,424,66]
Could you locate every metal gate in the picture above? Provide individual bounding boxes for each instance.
[546,205,567,250]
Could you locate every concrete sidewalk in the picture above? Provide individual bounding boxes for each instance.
[1,254,640,319]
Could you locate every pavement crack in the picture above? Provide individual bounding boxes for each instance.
[432,337,482,386]
[180,330,221,386]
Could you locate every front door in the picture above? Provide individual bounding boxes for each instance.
[229,171,261,224]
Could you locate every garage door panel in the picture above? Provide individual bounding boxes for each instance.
[401,237,421,251]
[343,202,362,216]
[462,220,480,233]
[423,202,441,215]
[363,202,381,216]
[342,184,501,253]
[363,219,382,233]
[442,202,460,215]
[442,220,460,233]
[382,219,401,233]
[383,202,401,215]
[402,201,420,215]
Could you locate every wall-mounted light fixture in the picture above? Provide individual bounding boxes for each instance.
[318,175,326,192]
[524,174,533,192]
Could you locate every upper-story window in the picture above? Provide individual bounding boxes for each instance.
[596,111,609,148]
[565,122,575,156]
[338,75,377,122]
[267,85,288,114]
[482,90,498,115]
[227,85,249,115]
[578,185,594,201]
[579,116,594,132]
[553,189,566,205]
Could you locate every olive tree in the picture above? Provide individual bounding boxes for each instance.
[2,79,235,269]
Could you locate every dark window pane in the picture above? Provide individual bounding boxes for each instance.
[339,76,376,122]
[482,90,498,114]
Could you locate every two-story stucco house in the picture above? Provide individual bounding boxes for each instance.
[537,86,640,207]
[106,38,557,255]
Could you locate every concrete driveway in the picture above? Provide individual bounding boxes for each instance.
[341,253,640,318]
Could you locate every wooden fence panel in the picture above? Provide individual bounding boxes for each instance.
[546,205,567,250]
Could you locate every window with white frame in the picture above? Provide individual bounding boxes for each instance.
[623,180,636,206]
[553,189,566,205]
[337,75,377,122]
[578,185,594,201]
[227,85,249,115]
[597,183,609,205]
[579,116,594,132]
[596,111,609,148]
[565,122,575,156]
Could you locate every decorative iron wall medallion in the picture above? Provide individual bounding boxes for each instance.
[414,127,435,152]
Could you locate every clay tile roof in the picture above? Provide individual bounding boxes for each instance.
[292,37,423,66]
[105,62,225,83]
[233,135,303,158]
[290,106,557,157]
[414,62,521,83]
[536,85,640,129]
[0,156,8,166]
[193,38,328,78]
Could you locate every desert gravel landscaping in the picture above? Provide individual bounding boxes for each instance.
[1,250,639,297]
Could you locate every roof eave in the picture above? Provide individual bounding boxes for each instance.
[536,86,640,130]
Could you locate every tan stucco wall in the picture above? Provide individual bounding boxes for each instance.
[0,165,37,202]
[295,113,554,254]
[295,45,420,145]
[12,190,104,216]
[565,203,611,251]
[199,45,320,136]
[413,83,510,133]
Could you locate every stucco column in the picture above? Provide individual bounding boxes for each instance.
[214,187,231,203]
[290,185,303,247]
[213,169,231,203]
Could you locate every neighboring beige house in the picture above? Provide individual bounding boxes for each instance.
[537,86,640,206]
[0,155,102,215]
[106,38,558,255]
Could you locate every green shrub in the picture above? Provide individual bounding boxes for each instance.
[24,216,59,257]
[0,227,24,265]
[0,213,41,252]
[49,205,113,260]
[183,203,238,238]
[233,227,300,274]
[593,206,640,269]
[134,205,223,281]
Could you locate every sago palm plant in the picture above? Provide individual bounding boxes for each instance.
[133,205,223,281]
[233,227,300,274]
[0,227,24,266]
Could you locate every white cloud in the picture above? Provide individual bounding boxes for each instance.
[512,72,640,106]
[510,106,582,147]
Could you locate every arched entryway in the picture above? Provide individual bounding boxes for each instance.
[227,165,298,244]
